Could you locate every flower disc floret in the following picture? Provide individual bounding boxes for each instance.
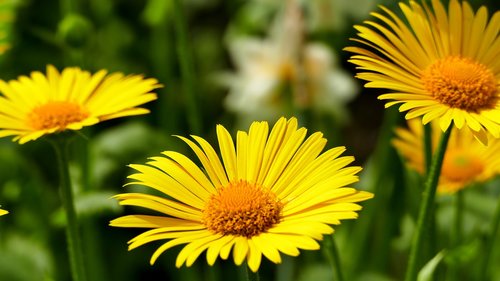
[28,101,89,130]
[203,180,282,237]
[422,56,497,111]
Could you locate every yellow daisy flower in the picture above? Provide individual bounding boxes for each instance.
[0,208,7,216]
[0,65,161,144]
[110,117,373,272]
[393,119,500,193]
[345,0,500,143]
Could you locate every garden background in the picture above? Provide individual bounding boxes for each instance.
[0,0,499,280]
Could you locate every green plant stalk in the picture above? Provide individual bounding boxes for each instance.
[171,0,202,134]
[323,234,345,281]
[423,123,432,175]
[423,115,437,274]
[149,20,179,134]
[448,189,464,281]
[478,191,500,281]
[51,138,87,281]
[404,126,452,281]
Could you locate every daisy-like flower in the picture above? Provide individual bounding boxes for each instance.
[0,65,161,144]
[345,0,500,143]
[110,117,373,272]
[393,119,500,193]
[0,208,7,216]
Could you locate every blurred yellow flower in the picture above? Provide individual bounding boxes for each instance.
[0,208,7,216]
[393,119,500,193]
[0,65,161,144]
[345,0,500,144]
[110,117,373,272]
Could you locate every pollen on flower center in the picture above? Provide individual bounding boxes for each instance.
[203,180,283,238]
[441,150,484,183]
[27,101,89,130]
[422,56,497,112]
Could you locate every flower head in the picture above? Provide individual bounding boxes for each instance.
[0,65,161,144]
[110,117,373,272]
[393,119,500,193]
[345,0,500,144]
[0,208,7,216]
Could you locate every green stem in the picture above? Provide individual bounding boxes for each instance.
[323,234,345,281]
[423,123,432,176]
[404,126,452,281]
[50,138,87,281]
[448,189,464,281]
[478,192,500,281]
[171,0,202,134]
[149,19,178,134]
[245,263,260,281]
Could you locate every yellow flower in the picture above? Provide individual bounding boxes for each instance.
[0,208,7,216]
[110,117,373,272]
[393,119,500,193]
[345,0,500,144]
[0,65,161,144]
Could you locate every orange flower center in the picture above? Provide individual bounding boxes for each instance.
[203,180,283,237]
[422,56,497,111]
[27,101,89,130]
[441,150,484,183]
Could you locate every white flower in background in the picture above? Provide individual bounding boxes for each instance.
[303,43,358,118]
[222,36,293,120]
[221,39,358,123]
[219,0,358,123]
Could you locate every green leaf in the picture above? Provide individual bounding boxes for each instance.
[417,250,446,281]
[75,191,122,218]
[51,191,122,227]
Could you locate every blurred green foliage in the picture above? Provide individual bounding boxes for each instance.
[0,0,499,281]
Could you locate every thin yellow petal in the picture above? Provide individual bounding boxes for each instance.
[233,237,249,266]
[206,236,235,265]
[246,239,262,272]
[217,125,238,181]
